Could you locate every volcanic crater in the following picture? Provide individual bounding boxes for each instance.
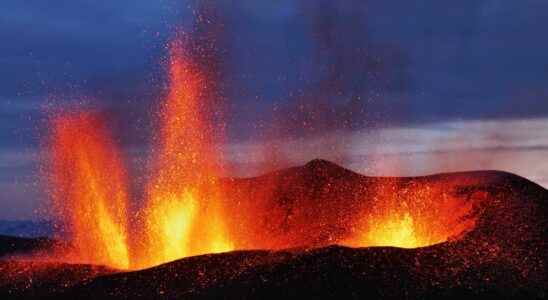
[1,34,547,300]
[1,160,547,299]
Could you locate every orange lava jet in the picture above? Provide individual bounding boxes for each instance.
[344,181,476,248]
[48,37,232,270]
[46,36,477,271]
[134,38,233,269]
[48,113,130,269]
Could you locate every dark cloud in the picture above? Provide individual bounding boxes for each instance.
[2,1,548,141]
[2,0,548,218]
[217,0,548,140]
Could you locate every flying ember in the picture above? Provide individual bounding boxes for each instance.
[46,36,476,270]
[48,112,130,269]
[48,37,232,270]
[345,182,476,249]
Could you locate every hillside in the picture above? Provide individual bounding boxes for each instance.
[1,160,546,299]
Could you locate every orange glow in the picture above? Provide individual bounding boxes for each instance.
[135,39,232,268]
[48,37,232,270]
[45,35,477,271]
[49,113,130,269]
[344,182,476,248]
[365,211,421,248]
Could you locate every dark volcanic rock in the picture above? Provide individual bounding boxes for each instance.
[55,245,546,299]
[0,261,113,300]
[0,235,55,258]
[1,160,547,299]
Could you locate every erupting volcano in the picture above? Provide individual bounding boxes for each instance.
[1,34,547,300]
[44,36,480,271]
[47,37,234,270]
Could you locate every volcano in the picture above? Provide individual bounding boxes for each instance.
[2,31,547,300]
[1,160,547,299]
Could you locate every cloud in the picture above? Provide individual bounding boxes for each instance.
[3,116,548,220]
[225,118,548,188]
[2,1,548,219]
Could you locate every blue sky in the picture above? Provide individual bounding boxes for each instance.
[1,1,548,219]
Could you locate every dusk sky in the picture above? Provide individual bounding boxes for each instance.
[2,0,548,219]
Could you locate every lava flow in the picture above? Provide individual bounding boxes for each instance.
[46,36,477,271]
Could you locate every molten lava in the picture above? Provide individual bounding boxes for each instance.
[46,36,476,271]
[135,39,233,268]
[48,37,232,270]
[48,113,130,269]
[345,182,476,249]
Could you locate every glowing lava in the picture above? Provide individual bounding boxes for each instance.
[365,211,421,248]
[48,37,232,270]
[48,113,130,269]
[135,39,233,268]
[46,35,476,271]
[345,182,477,249]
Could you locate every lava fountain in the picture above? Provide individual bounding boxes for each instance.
[46,35,476,271]
[344,180,477,249]
[48,112,130,269]
[134,37,233,269]
[47,37,232,270]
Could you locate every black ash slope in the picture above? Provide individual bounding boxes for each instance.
[1,160,547,299]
